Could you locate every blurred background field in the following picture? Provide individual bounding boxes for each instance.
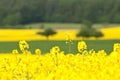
[0,23,120,54]
[0,24,120,41]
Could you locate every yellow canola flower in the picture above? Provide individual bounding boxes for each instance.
[65,32,73,44]
[19,40,29,54]
[110,43,120,57]
[78,41,87,53]
[97,50,107,56]
[12,49,19,55]
[113,43,120,52]
[35,49,41,55]
[1,41,120,80]
[19,40,29,50]
[50,46,60,54]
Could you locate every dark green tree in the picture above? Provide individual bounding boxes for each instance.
[76,20,104,39]
[94,31,104,39]
[37,28,57,40]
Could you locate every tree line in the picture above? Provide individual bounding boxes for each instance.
[0,0,120,26]
[37,21,103,40]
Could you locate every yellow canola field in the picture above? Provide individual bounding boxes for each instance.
[0,27,120,41]
[0,41,120,80]
[0,29,43,41]
[0,29,78,41]
[101,27,120,39]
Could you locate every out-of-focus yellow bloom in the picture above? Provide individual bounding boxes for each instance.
[35,49,41,55]
[19,40,29,53]
[0,41,120,80]
[12,49,19,55]
[97,50,107,56]
[89,49,96,55]
[78,41,87,52]
[113,43,120,52]
[65,32,73,44]
[50,46,60,54]
[110,43,120,57]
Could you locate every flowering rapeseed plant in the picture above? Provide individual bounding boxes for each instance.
[65,32,73,44]
[12,49,19,55]
[19,40,30,54]
[65,32,73,53]
[35,49,41,55]
[113,43,120,52]
[0,41,120,80]
[78,40,87,53]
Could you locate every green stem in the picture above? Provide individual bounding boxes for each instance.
[68,44,71,53]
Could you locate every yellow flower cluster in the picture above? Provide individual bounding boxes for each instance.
[65,32,73,44]
[78,41,87,53]
[0,41,120,80]
[19,40,29,51]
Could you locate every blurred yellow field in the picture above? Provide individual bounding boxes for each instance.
[0,29,78,41]
[0,27,120,41]
[101,27,120,39]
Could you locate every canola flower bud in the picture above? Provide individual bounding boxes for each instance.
[113,43,120,52]
[50,46,60,54]
[35,49,41,55]
[110,43,120,57]
[97,50,107,56]
[19,40,29,52]
[12,49,19,54]
[66,40,73,45]
[89,49,95,55]
[12,49,19,55]
[78,41,87,53]
[65,32,73,44]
